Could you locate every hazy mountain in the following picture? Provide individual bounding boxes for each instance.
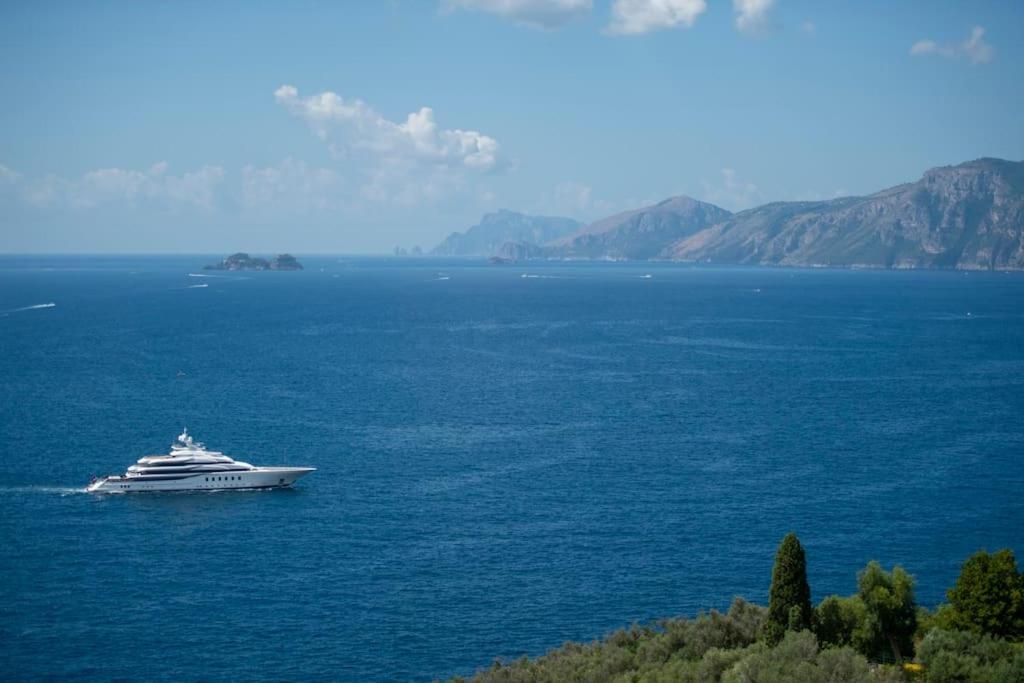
[432,210,581,256]
[665,158,1024,270]
[547,196,732,260]
[493,241,546,261]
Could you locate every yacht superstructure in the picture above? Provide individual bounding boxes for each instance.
[86,429,315,493]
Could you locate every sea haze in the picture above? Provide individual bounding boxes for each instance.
[1,256,1022,681]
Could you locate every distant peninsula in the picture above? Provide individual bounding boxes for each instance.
[432,158,1024,270]
[203,253,303,271]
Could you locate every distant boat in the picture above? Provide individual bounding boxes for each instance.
[86,428,315,493]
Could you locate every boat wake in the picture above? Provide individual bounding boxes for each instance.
[0,485,87,496]
[187,283,209,288]
[1,302,56,316]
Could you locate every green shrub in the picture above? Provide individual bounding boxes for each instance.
[916,628,1024,682]
[722,630,874,683]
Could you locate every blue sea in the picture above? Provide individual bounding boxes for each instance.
[1,256,1022,681]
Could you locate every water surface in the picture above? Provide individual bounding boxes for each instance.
[1,256,1022,680]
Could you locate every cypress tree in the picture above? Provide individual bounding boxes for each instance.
[765,533,813,643]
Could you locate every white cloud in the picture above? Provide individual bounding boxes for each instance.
[0,163,21,184]
[275,85,505,204]
[733,0,774,34]
[701,168,761,211]
[443,0,592,29]
[70,164,225,210]
[242,158,347,214]
[2,162,225,211]
[911,26,993,65]
[605,0,706,36]
[275,85,503,173]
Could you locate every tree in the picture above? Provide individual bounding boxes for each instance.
[815,595,867,648]
[765,533,813,643]
[855,561,917,663]
[946,548,1024,639]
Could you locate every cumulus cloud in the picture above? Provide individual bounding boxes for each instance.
[242,158,347,214]
[2,162,225,211]
[275,85,503,173]
[911,26,994,65]
[701,168,761,211]
[733,0,774,34]
[605,0,706,36]
[443,0,592,29]
[275,85,505,204]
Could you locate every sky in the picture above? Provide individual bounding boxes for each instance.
[1,0,1022,254]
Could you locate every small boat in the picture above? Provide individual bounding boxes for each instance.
[87,429,315,493]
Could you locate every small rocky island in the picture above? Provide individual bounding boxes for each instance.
[203,253,303,271]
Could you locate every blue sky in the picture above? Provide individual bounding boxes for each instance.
[1,0,1022,253]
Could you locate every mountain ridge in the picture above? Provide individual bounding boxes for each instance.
[431,210,581,257]
[666,157,1024,269]
[433,158,1024,270]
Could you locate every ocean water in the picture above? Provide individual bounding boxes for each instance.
[1,256,1022,681]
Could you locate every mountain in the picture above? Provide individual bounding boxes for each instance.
[432,210,581,256]
[665,158,1024,269]
[493,241,546,261]
[548,196,732,260]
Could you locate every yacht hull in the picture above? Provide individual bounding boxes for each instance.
[87,467,315,494]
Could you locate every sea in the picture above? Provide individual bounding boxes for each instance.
[1,256,1022,681]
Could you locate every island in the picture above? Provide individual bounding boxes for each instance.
[203,253,304,271]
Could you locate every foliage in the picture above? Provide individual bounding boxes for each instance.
[917,604,960,644]
[917,628,1024,682]
[449,548,1024,682]
[450,627,895,683]
[815,594,868,648]
[856,561,917,663]
[721,630,878,683]
[946,549,1024,639]
[449,598,767,683]
[765,533,813,643]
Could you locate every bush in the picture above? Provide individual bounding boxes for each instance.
[722,630,875,683]
[917,628,1024,682]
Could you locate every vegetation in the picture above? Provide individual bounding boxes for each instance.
[765,533,813,644]
[854,561,918,663]
[448,542,1024,683]
[946,549,1024,639]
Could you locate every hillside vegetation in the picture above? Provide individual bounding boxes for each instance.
[448,539,1024,683]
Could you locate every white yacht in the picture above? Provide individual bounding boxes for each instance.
[86,429,315,493]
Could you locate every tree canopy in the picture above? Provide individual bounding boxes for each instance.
[856,561,917,663]
[765,533,813,643]
[946,549,1024,639]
